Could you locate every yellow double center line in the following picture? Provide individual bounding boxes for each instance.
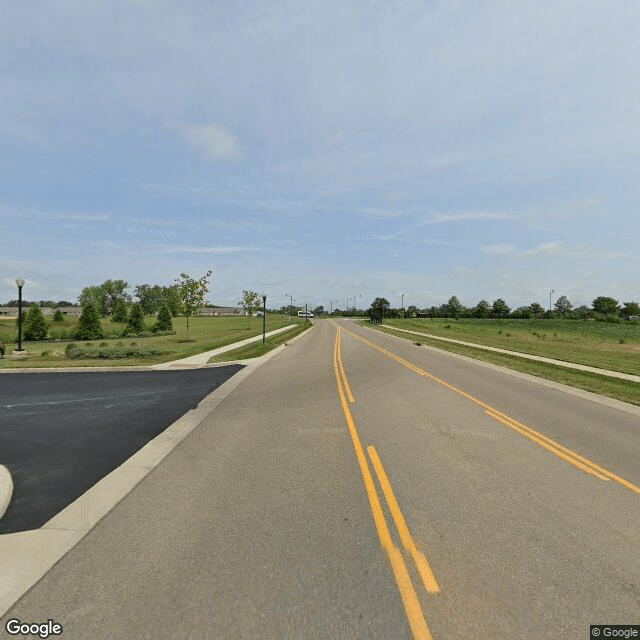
[344,327,640,496]
[333,328,439,640]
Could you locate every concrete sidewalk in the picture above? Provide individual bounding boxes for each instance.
[381,324,640,383]
[151,324,297,369]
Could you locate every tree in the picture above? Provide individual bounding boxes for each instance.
[529,303,545,318]
[620,301,640,318]
[445,296,463,318]
[75,303,104,340]
[112,299,129,323]
[78,285,108,317]
[163,285,182,317]
[101,279,131,316]
[153,304,173,333]
[473,300,490,318]
[313,305,325,315]
[24,305,48,341]
[135,284,165,315]
[592,296,619,315]
[53,310,64,322]
[368,297,390,322]
[124,303,145,334]
[492,298,510,317]
[239,290,261,328]
[512,306,532,319]
[554,295,573,317]
[573,305,592,319]
[177,270,213,339]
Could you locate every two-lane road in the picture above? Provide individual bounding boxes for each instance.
[4,319,638,639]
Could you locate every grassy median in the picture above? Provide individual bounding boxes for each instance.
[209,322,312,362]
[362,320,640,406]
[0,315,296,368]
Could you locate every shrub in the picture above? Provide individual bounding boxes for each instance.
[24,305,49,341]
[99,342,108,347]
[125,303,146,335]
[64,343,78,355]
[53,310,64,322]
[153,304,173,333]
[75,303,105,340]
[41,350,52,358]
[65,344,162,359]
[111,299,129,323]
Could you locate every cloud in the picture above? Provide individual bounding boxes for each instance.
[420,212,517,225]
[184,123,238,160]
[482,244,517,254]
[154,245,255,254]
[518,241,565,257]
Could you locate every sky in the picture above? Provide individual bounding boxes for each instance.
[1,0,639,311]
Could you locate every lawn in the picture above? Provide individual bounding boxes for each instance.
[378,317,640,375]
[363,319,640,406]
[0,314,298,368]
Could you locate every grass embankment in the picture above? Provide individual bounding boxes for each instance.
[362,319,640,407]
[209,321,312,362]
[0,315,296,368]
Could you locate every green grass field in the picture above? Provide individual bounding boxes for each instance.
[209,322,312,362]
[0,314,299,368]
[362,319,640,406]
[379,317,640,375]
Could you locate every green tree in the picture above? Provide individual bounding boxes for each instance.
[24,304,48,341]
[177,270,213,339]
[75,303,105,340]
[529,302,545,318]
[78,285,108,317]
[101,279,130,315]
[153,304,173,333]
[125,303,146,335]
[445,296,463,318]
[112,299,129,323]
[313,305,325,315]
[473,299,491,318]
[368,297,390,322]
[592,296,619,315]
[554,295,573,317]
[620,301,640,318]
[492,298,511,317]
[239,290,261,328]
[53,309,64,322]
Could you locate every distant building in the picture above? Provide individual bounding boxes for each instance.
[0,306,82,317]
[199,306,246,316]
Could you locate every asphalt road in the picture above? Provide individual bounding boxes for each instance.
[2,320,639,639]
[0,367,242,533]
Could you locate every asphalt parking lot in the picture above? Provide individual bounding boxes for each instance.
[0,366,242,534]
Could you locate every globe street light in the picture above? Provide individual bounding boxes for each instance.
[16,278,25,352]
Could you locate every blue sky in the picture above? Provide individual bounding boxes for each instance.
[1,0,638,311]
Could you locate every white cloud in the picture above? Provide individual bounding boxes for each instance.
[420,212,517,225]
[518,241,565,257]
[482,244,517,254]
[184,123,238,160]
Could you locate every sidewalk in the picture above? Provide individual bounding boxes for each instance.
[380,325,640,383]
[152,324,297,369]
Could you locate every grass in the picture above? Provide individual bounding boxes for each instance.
[209,322,312,362]
[0,314,299,368]
[362,321,640,406]
[379,317,640,375]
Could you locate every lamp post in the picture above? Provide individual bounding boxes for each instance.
[347,298,351,315]
[549,289,554,312]
[262,295,267,345]
[285,292,293,321]
[401,293,405,319]
[16,278,25,352]
[353,293,361,313]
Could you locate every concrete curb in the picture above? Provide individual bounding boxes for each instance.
[0,321,314,617]
[0,466,13,520]
[361,322,640,418]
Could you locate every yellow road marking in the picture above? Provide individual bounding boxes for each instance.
[368,445,441,594]
[333,330,433,640]
[344,327,640,496]
[337,329,355,403]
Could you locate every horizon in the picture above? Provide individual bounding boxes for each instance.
[2,2,638,310]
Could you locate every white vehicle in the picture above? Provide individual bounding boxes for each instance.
[297,310,314,317]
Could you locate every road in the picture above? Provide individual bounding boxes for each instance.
[2,319,639,639]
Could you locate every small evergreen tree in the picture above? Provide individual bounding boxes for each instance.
[153,304,173,333]
[112,299,128,323]
[125,303,146,335]
[53,309,64,322]
[75,303,105,340]
[24,305,49,340]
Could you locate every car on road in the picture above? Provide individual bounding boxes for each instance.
[297,310,314,318]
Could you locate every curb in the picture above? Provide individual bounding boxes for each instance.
[0,466,13,520]
[0,321,313,617]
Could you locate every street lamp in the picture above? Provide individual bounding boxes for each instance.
[401,293,406,318]
[347,298,351,315]
[16,278,25,352]
[353,293,361,312]
[549,289,555,312]
[330,299,338,314]
[262,295,267,345]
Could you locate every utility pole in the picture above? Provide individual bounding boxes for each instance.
[262,295,267,345]
[549,289,554,312]
[401,293,405,319]
[305,303,309,324]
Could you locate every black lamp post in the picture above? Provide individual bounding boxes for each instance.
[16,278,25,351]
[262,295,267,345]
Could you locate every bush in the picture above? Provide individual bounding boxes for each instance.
[53,310,64,322]
[65,344,163,359]
[111,299,129,323]
[75,304,105,340]
[24,305,49,341]
[41,350,52,358]
[125,303,146,335]
[153,304,173,333]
